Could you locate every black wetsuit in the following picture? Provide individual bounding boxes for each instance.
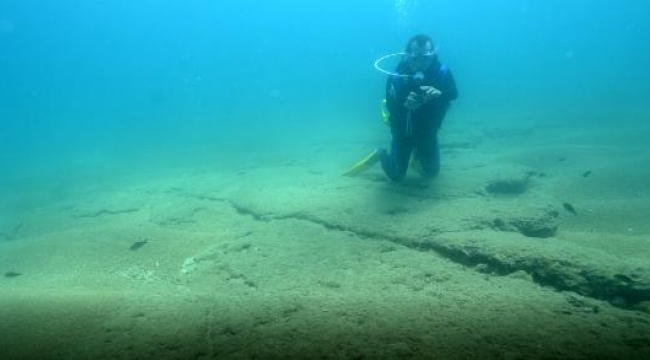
[380,58,458,182]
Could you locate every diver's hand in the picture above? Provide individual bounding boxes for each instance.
[404,91,424,110]
[404,87,442,110]
[420,86,442,102]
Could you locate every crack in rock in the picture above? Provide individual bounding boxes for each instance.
[222,201,650,311]
[164,187,650,312]
[72,207,141,219]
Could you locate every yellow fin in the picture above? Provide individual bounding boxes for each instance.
[343,149,380,176]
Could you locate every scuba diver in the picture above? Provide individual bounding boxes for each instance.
[345,34,458,182]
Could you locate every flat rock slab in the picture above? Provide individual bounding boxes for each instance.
[188,162,650,310]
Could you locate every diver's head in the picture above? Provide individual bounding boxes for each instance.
[404,34,436,72]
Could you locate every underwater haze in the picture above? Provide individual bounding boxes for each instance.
[2,1,650,359]
[2,0,649,188]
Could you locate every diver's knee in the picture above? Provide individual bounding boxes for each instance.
[421,163,440,178]
[387,171,407,182]
[381,162,407,182]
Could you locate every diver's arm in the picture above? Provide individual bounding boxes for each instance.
[386,76,403,116]
[439,69,458,102]
[385,76,407,116]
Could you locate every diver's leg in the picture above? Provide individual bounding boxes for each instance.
[379,136,412,182]
[415,132,440,178]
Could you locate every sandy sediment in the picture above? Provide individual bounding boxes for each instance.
[1,123,649,359]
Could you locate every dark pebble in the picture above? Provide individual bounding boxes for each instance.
[563,202,577,215]
[130,240,148,251]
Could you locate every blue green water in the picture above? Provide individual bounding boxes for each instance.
[2,3,650,357]
[1,0,649,190]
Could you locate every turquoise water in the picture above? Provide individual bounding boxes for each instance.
[2,0,649,191]
[2,2,650,358]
